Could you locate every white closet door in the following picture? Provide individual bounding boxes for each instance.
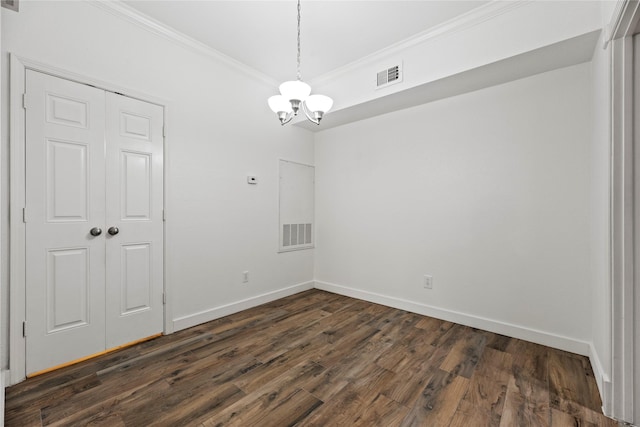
[104,92,164,348]
[25,71,165,375]
[25,70,107,375]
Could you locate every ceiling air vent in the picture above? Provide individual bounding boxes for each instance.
[376,64,402,89]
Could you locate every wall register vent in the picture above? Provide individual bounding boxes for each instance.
[283,223,312,247]
[376,64,402,88]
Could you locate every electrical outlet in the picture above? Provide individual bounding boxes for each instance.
[424,275,433,289]
[243,271,249,283]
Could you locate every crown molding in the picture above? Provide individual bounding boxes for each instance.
[87,0,279,87]
[310,0,532,86]
[606,0,639,45]
[87,0,532,90]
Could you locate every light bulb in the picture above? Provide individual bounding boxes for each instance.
[279,80,311,102]
[268,95,292,113]
[305,94,333,113]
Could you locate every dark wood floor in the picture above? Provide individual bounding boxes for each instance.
[6,290,617,426]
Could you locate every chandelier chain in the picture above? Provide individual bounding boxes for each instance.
[296,0,301,81]
[267,0,332,125]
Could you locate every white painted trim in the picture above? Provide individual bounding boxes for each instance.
[0,370,7,426]
[605,0,629,46]
[10,55,169,108]
[9,54,27,386]
[162,106,174,336]
[607,0,640,45]
[607,3,640,423]
[172,281,315,332]
[85,0,529,90]
[86,0,277,87]
[610,34,636,423]
[589,342,612,406]
[314,280,591,356]
[8,54,172,385]
[635,34,640,427]
[310,0,531,86]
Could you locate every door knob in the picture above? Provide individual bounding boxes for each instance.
[108,226,119,236]
[90,227,102,236]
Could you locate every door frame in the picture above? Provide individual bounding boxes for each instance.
[8,54,173,385]
[608,0,640,423]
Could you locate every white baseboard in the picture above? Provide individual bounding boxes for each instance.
[588,342,610,406]
[314,280,591,356]
[172,281,314,331]
[588,343,614,418]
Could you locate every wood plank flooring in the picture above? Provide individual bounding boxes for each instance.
[5,290,618,426]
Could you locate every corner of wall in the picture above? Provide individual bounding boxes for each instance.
[172,281,315,332]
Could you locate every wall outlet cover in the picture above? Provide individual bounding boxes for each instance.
[424,275,433,289]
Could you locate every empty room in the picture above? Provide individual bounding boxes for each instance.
[0,0,639,425]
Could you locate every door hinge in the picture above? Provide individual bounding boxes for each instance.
[22,321,27,338]
[22,207,26,223]
[162,210,166,222]
[22,93,27,109]
[162,125,166,138]
[162,293,166,305]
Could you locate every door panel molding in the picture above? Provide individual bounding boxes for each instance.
[8,54,171,385]
[120,150,152,220]
[46,248,90,332]
[46,138,90,222]
[120,243,152,315]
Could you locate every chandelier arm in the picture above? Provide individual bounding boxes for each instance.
[301,101,320,125]
[279,111,294,126]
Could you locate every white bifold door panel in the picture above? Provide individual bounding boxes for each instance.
[25,70,164,375]
[105,92,164,349]
[25,71,107,374]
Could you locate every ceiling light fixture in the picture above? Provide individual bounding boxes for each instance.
[268,0,333,126]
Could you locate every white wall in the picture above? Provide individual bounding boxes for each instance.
[315,63,593,353]
[589,33,612,402]
[1,1,315,370]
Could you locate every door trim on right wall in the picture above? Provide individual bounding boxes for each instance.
[8,54,173,385]
[608,0,640,424]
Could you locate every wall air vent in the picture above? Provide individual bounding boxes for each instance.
[282,223,312,247]
[376,64,402,89]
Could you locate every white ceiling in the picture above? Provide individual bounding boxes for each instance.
[123,1,488,83]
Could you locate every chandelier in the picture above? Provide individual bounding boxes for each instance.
[268,0,333,126]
